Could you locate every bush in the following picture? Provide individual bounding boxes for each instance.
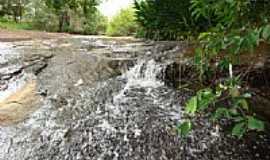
[82,11,108,35]
[31,4,59,32]
[0,17,33,30]
[134,0,211,40]
[32,4,107,35]
[106,7,138,36]
[32,11,59,32]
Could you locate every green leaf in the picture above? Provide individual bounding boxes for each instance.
[230,87,240,97]
[212,107,231,121]
[218,58,230,71]
[185,97,198,115]
[177,120,192,137]
[232,122,247,138]
[262,25,270,40]
[197,89,215,110]
[194,48,203,65]
[247,116,264,131]
[237,99,249,111]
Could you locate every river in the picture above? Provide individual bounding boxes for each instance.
[0,36,269,160]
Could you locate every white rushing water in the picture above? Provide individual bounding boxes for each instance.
[113,59,165,104]
[124,59,164,88]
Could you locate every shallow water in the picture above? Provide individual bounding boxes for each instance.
[0,36,270,160]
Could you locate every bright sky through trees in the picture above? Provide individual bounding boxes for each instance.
[98,0,133,19]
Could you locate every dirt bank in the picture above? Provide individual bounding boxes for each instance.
[0,29,69,42]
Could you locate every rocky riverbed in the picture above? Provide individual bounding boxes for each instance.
[0,34,270,160]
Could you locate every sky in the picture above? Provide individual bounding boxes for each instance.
[98,0,134,19]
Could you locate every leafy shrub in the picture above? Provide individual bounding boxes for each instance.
[68,10,107,35]
[0,16,33,30]
[32,9,59,32]
[106,7,138,36]
[82,11,108,35]
[0,20,33,30]
[178,0,270,138]
[32,4,107,34]
[134,0,209,40]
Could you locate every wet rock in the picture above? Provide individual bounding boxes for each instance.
[0,65,23,78]
[107,58,136,74]
[1,75,12,80]
[163,61,195,88]
[22,54,53,75]
[24,61,48,75]
[1,36,270,160]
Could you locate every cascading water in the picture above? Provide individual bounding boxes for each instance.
[124,59,164,87]
[1,37,270,160]
[113,59,165,104]
[91,58,185,159]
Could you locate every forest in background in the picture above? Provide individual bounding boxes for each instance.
[0,0,106,34]
[1,0,270,138]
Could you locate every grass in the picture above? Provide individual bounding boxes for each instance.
[0,20,33,30]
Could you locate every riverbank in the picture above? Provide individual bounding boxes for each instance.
[0,29,69,42]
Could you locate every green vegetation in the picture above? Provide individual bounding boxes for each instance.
[176,0,270,138]
[106,7,138,36]
[0,0,106,34]
[0,18,33,30]
[134,0,211,40]
[0,0,29,22]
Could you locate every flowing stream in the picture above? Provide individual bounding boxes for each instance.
[0,36,270,160]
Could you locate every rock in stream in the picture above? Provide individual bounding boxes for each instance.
[0,36,270,160]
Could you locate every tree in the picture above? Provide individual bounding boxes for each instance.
[106,7,137,36]
[134,0,202,40]
[45,0,100,32]
[0,0,30,22]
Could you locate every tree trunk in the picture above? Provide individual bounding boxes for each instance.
[59,13,64,32]
[58,10,70,32]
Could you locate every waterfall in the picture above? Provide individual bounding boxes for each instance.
[124,59,164,88]
[112,59,166,104]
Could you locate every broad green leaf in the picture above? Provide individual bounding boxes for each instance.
[197,89,215,110]
[177,120,192,137]
[232,122,247,138]
[247,117,264,131]
[185,97,198,115]
[237,99,249,111]
[212,107,230,121]
[198,32,211,40]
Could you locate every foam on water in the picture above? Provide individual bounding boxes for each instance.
[113,59,164,103]
[124,59,164,88]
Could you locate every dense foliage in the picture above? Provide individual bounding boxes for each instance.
[178,0,270,138]
[134,0,213,40]
[0,0,30,22]
[0,0,106,34]
[106,7,138,36]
